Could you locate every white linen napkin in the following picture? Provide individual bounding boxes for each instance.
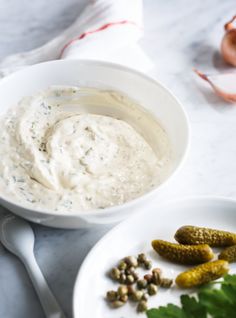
[0,0,152,78]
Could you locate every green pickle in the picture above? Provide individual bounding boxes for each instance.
[219,245,236,263]
[175,260,229,288]
[175,225,236,247]
[151,240,214,265]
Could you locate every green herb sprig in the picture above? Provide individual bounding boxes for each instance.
[146,274,236,318]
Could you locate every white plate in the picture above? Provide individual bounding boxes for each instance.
[73,197,236,318]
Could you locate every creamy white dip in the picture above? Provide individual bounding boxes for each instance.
[0,87,171,212]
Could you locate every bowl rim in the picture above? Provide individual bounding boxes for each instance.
[0,58,190,218]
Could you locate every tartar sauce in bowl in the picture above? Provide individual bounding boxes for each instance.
[0,86,171,212]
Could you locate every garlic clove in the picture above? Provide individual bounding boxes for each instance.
[194,69,236,103]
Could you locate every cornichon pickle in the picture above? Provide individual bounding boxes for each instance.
[219,245,236,262]
[175,260,229,288]
[151,240,214,265]
[175,225,236,247]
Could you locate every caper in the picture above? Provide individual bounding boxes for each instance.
[160,278,173,288]
[137,279,148,289]
[106,290,117,302]
[126,274,135,284]
[119,273,127,284]
[110,267,120,281]
[111,300,125,308]
[130,290,143,302]
[132,271,139,282]
[119,294,128,303]
[118,261,127,271]
[152,268,162,285]
[142,293,149,301]
[137,300,148,312]
[144,260,152,270]
[125,266,135,275]
[127,285,136,295]
[147,283,158,296]
[144,274,153,283]
[117,285,128,297]
[124,256,138,268]
[137,253,147,264]
[152,268,162,275]
[129,266,136,273]
[152,275,161,285]
[125,267,138,282]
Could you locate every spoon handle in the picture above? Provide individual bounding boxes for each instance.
[23,254,66,318]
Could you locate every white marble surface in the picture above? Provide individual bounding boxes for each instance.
[0,0,236,317]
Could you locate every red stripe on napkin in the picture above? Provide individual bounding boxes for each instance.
[59,20,138,58]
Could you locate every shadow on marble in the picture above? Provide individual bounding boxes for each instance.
[193,81,233,113]
[212,51,234,71]
[191,41,234,72]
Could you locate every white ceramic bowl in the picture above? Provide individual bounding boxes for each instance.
[0,60,190,228]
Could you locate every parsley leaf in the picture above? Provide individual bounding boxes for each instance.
[223,274,236,285]
[181,295,207,318]
[147,304,187,318]
[146,274,236,318]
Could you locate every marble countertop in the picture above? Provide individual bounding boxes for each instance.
[1,0,236,317]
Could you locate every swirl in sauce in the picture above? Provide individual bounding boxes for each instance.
[0,87,171,212]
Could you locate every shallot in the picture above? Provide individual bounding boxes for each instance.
[221,15,236,66]
[194,69,236,103]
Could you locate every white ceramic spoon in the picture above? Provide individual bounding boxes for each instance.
[0,214,66,318]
